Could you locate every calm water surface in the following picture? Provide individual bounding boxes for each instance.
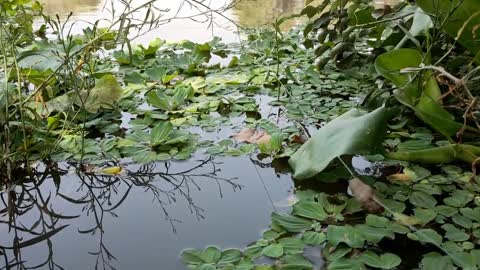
[0,156,293,269]
[37,0,310,43]
[36,0,401,43]
[4,1,399,269]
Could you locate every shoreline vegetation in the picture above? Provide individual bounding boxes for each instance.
[1,0,480,269]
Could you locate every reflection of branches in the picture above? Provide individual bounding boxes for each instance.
[0,157,241,270]
[0,163,70,270]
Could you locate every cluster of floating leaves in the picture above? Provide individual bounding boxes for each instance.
[183,162,480,269]
[14,14,480,270]
[24,28,376,166]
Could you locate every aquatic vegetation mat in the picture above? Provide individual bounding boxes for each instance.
[2,0,480,269]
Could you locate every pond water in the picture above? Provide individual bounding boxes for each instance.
[37,0,401,43]
[37,0,310,44]
[3,1,400,269]
[0,156,293,269]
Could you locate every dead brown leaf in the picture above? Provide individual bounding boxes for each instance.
[290,134,306,144]
[348,178,383,214]
[232,128,271,144]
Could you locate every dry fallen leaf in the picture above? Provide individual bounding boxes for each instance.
[348,178,383,213]
[290,134,306,144]
[232,128,271,144]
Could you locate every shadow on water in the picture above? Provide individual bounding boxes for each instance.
[0,156,293,269]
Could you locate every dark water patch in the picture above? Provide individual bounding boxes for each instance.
[377,234,433,270]
[296,178,349,195]
[0,156,293,269]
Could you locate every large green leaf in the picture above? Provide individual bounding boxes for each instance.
[17,45,63,71]
[292,201,328,221]
[262,244,284,258]
[150,122,173,145]
[375,49,462,137]
[302,231,326,246]
[417,0,480,62]
[327,258,365,270]
[289,107,389,179]
[280,254,313,269]
[171,85,194,110]
[84,75,123,113]
[278,237,305,255]
[271,213,312,232]
[201,246,222,264]
[360,251,401,270]
[45,75,122,114]
[181,249,204,266]
[327,225,365,248]
[146,90,171,111]
[355,224,395,244]
[396,7,433,49]
[420,252,455,270]
[217,249,243,265]
[414,229,443,246]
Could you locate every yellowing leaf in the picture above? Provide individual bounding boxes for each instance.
[387,173,411,182]
[394,213,421,226]
[100,166,123,175]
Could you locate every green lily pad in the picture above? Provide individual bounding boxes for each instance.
[201,246,222,264]
[271,213,312,233]
[292,201,328,221]
[327,225,364,248]
[302,231,326,246]
[181,249,204,266]
[410,191,437,209]
[414,229,443,246]
[218,249,243,265]
[444,190,474,207]
[442,224,469,242]
[420,252,455,270]
[360,251,401,269]
[262,244,284,258]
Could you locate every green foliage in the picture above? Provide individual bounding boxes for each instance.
[183,171,480,269]
[289,107,389,179]
[416,0,480,62]
[119,122,198,163]
[374,49,462,137]
[2,2,480,269]
[84,75,123,113]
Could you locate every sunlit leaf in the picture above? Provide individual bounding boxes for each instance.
[289,107,389,179]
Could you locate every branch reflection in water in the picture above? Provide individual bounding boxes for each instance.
[0,157,241,269]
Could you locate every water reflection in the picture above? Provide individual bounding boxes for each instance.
[0,156,292,269]
[0,158,240,269]
[234,0,305,28]
[39,0,101,15]
[36,0,313,42]
[36,0,403,43]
